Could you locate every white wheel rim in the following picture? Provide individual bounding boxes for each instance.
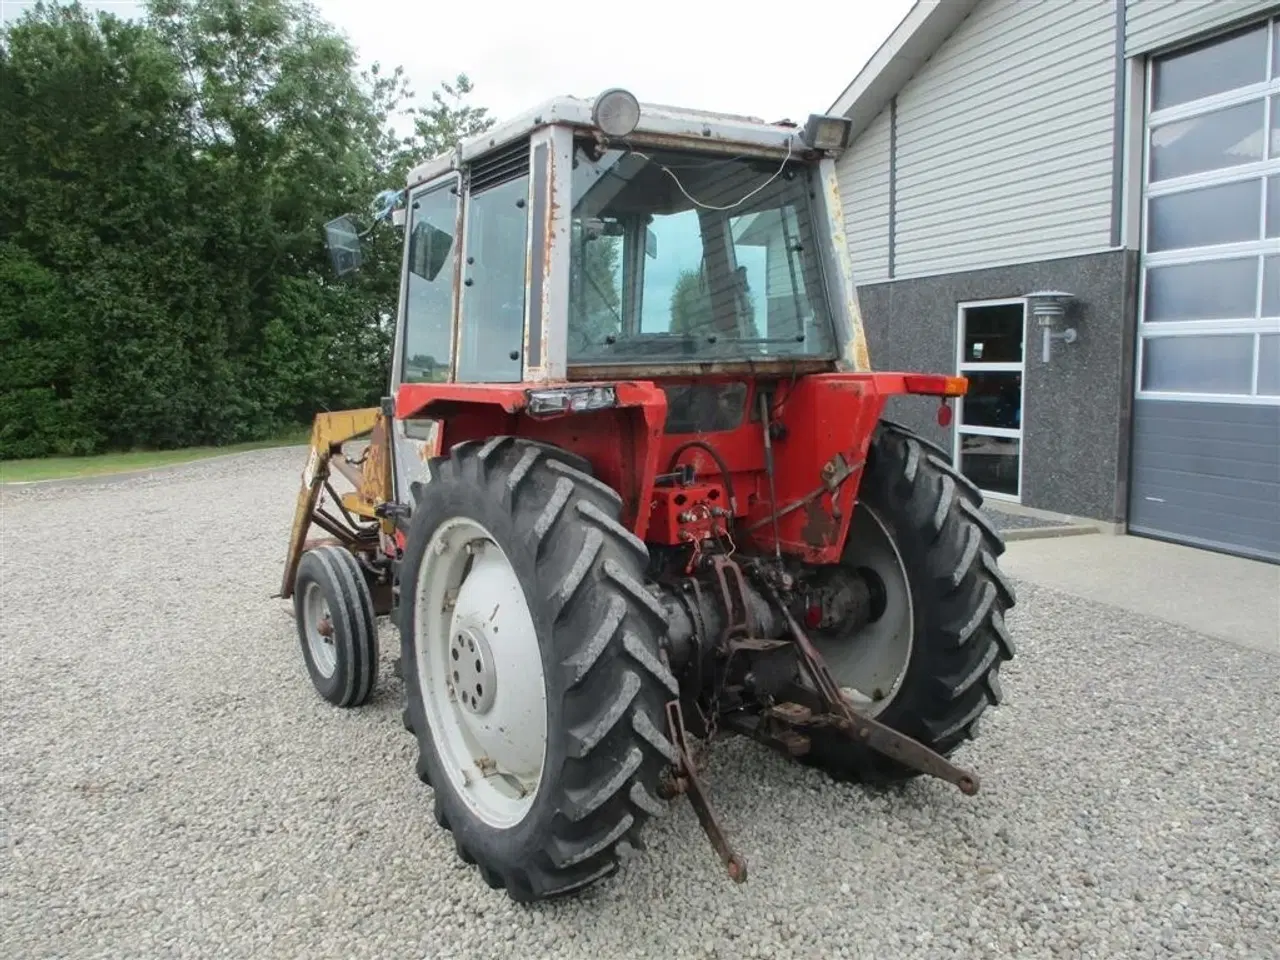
[814,503,914,717]
[302,580,337,679]
[413,516,547,829]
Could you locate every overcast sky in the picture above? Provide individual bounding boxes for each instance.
[1,0,914,123]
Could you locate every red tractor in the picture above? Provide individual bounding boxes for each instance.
[281,89,1017,903]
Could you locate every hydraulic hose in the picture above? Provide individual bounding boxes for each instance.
[666,440,738,514]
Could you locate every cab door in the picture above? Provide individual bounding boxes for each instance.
[454,139,531,382]
[388,175,461,504]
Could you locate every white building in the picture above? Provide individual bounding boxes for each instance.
[831,0,1280,563]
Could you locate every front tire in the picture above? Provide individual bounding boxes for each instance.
[293,544,379,708]
[398,437,678,902]
[798,420,1017,783]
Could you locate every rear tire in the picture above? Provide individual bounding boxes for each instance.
[398,437,677,902]
[797,420,1017,783]
[293,544,379,708]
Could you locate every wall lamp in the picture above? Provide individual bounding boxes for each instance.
[1026,290,1078,363]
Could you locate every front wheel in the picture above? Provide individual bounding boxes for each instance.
[398,437,678,902]
[797,420,1018,783]
[293,544,379,708]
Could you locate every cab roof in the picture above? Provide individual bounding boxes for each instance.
[406,94,818,188]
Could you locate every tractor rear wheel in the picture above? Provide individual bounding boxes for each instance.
[797,419,1017,784]
[398,437,677,902]
[293,544,379,708]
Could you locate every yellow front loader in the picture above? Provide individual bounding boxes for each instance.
[278,406,396,617]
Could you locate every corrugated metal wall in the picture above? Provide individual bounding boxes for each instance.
[835,0,1280,284]
[836,105,892,285]
[892,0,1117,278]
[837,0,1118,282]
[1126,0,1277,56]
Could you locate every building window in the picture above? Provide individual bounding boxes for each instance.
[1139,16,1280,404]
[955,300,1025,502]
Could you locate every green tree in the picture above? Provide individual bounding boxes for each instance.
[669,267,713,336]
[571,233,622,345]
[0,1,205,454]
[669,265,760,340]
[0,0,506,459]
[374,71,494,186]
[143,0,408,435]
[414,73,493,157]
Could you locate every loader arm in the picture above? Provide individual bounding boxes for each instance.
[278,407,394,600]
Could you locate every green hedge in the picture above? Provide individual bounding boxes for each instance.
[0,0,483,459]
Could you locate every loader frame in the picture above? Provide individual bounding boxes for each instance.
[279,407,394,614]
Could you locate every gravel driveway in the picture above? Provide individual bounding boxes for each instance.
[3,448,1278,960]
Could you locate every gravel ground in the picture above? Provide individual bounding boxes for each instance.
[2,449,1278,960]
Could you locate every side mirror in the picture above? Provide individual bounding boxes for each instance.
[321,189,407,278]
[646,227,658,259]
[323,215,363,276]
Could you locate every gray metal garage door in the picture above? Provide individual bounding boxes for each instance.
[1129,15,1280,563]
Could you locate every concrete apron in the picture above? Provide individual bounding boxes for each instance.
[1000,532,1280,656]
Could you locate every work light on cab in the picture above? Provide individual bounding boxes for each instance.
[802,113,853,152]
[591,87,641,137]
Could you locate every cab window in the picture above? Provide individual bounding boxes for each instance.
[455,165,531,382]
[401,181,459,383]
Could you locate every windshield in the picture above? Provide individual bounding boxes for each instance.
[566,144,836,365]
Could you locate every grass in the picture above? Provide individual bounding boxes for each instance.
[0,428,311,484]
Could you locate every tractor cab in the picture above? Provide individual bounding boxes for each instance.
[327,89,866,388]
[324,89,869,505]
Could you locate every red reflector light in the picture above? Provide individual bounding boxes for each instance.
[903,374,967,397]
[937,401,954,427]
[804,604,823,629]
